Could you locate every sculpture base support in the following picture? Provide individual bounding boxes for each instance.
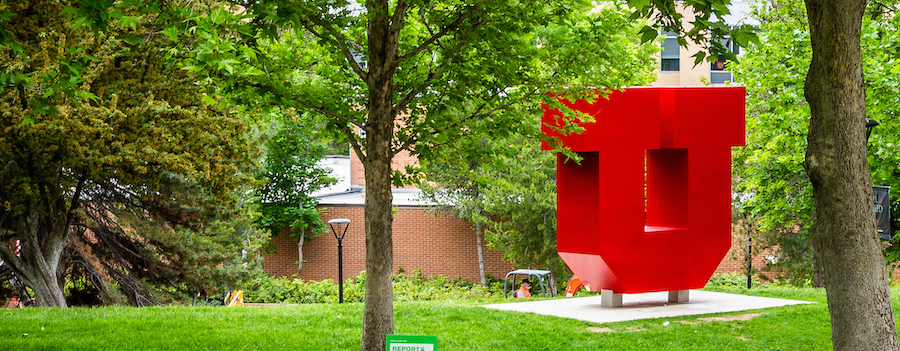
[601,289,622,307]
[668,290,689,303]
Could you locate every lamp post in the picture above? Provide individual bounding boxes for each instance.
[866,119,879,142]
[328,218,350,303]
[742,205,754,289]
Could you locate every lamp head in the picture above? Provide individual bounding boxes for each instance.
[866,119,880,142]
[328,218,351,240]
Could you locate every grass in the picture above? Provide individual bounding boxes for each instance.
[0,286,877,350]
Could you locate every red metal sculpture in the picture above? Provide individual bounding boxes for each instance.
[542,87,745,296]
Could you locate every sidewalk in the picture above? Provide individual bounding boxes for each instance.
[482,290,814,324]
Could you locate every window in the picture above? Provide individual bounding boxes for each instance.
[660,31,680,72]
[710,37,740,84]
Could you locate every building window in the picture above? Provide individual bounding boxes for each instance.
[660,31,680,72]
[710,37,740,84]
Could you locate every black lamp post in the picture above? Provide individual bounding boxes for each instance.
[328,218,350,303]
[742,205,754,289]
[866,119,880,142]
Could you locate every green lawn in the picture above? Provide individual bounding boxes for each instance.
[0,286,880,350]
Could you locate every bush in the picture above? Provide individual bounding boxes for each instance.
[707,273,755,288]
[706,273,814,289]
[244,270,506,304]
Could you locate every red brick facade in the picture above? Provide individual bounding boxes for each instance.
[262,206,513,282]
[349,148,418,189]
[714,224,777,277]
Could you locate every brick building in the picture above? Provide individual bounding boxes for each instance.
[261,191,514,282]
[261,154,514,282]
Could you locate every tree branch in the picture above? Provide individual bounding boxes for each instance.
[387,0,410,67]
[17,82,28,110]
[299,14,369,82]
[392,54,457,116]
[53,172,89,260]
[394,85,544,156]
[341,123,367,164]
[0,239,24,278]
[241,81,361,128]
[396,2,485,64]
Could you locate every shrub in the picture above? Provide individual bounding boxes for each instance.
[705,272,816,289]
[707,273,755,288]
[244,270,506,304]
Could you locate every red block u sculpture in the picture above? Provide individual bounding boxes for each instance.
[543,87,745,301]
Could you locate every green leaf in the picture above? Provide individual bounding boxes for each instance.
[163,26,179,42]
[639,26,658,43]
[202,94,218,106]
[692,51,707,65]
[626,0,652,10]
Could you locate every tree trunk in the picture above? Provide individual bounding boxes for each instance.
[803,1,899,349]
[22,260,67,307]
[360,1,399,349]
[10,210,69,307]
[475,221,487,287]
[297,231,304,279]
[811,237,825,288]
[547,261,559,296]
[360,123,395,351]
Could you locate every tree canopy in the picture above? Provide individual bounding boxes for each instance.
[417,4,658,288]
[0,0,264,306]
[732,0,900,284]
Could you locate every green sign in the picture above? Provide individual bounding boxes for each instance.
[386,334,438,351]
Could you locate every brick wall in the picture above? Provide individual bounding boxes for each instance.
[262,206,513,282]
[349,148,418,189]
[714,224,779,279]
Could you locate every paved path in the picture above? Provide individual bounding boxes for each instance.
[482,290,814,324]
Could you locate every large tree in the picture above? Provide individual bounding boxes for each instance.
[0,0,262,306]
[194,1,659,349]
[803,0,899,349]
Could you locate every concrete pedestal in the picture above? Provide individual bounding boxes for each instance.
[601,289,622,307]
[668,290,689,303]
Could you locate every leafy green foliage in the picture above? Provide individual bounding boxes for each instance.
[417,4,657,287]
[244,270,503,304]
[255,112,335,241]
[728,0,822,285]
[629,0,760,65]
[707,273,753,288]
[731,0,900,282]
[178,0,662,170]
[863,6,900,262]
[0,0,265,306]
[116,191,268,304]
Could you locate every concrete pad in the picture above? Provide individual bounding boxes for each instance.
[482,290,815,324]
